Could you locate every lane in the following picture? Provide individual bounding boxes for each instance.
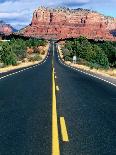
[53,43,116,155]
[0,48,52,154]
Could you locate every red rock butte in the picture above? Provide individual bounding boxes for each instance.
[20,7,116,41]
[0,23,13,35]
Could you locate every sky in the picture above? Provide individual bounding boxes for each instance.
[0,0,116,30]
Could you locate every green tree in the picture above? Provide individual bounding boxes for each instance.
[100,42,116,67]
[0,43,17,65]
[93,45,109,68]
[62,36,110,69]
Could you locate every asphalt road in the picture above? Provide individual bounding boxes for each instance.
[54,43,116,155]
[0,48,52,155]
[0,42,116,155]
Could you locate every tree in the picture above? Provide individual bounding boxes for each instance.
[100,42,116,67]
[93,45,109,68]
[0,43,17,66]
[62,36,110,69]
[62,47,72,61]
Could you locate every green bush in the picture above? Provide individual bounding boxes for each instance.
[0,38,46,66]
[29,54,42,62]
[25,38,47,47]
[92,45,109,68]
[62,36,112,69]
[62,48,72,59]
[0,43,17,66]
[98,42,116,67]
[65,56,72,61]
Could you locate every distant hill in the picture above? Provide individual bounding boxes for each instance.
[0,20,17,34]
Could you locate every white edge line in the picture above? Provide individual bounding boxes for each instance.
[0,54,49,80]
[57,53,116,88]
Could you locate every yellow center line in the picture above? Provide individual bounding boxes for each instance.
[60,117,69,142]
[56,85,59,91]
[52,62,60,154]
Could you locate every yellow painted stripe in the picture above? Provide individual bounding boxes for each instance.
[56,85,59,91]
[52,66,60,155]
[60,117,69,142]
[55,76,57,79]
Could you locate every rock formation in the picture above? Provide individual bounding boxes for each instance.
[20,7,116,41]
[0,20,16,35]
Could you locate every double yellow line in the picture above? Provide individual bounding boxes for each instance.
[52,63,60,155]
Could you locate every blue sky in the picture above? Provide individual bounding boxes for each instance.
[0,0,116,29]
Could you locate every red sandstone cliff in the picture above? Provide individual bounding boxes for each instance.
[20,7,116,41]
[0,21,14,35]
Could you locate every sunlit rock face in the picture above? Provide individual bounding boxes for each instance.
[20,7,116,41]
[0,21,13,35]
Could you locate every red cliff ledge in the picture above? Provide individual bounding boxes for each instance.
[20,7,116,41]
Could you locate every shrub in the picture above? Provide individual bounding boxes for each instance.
[62,36,111,69]
[62,48,72,59]
[92,45,109,68]
[26,38,47,47]
[33,47,39,53]
[0,43,17,66]
[65,56,72,61]
[41,50,45,55]
[29,54,42,62]
[10,38,27,60]
[97,41,116,67]
[0,38,47,66]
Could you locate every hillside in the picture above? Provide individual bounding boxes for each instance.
[0,20,17,34]
[20,7,116,41]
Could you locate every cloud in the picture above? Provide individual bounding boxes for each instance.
[0,11,27,19]
[42,0,90,7]
[0,0,34,29]
[0,0,116,30]
[0,0,18,3]
[62,0,90,7]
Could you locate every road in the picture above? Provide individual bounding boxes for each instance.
[0,42,116,155]
[0,48,52,155]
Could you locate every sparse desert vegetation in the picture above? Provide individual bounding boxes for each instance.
[0,38,48,72]
[58,36,116,77]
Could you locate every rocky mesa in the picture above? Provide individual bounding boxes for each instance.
[20,7,116,41]
[0,21,16,35]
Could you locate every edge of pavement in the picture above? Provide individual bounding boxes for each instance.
[56,43,116,87]
[0,44,50,79]
[0,44,49,74]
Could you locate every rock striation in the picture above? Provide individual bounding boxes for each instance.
[20,7,116,41]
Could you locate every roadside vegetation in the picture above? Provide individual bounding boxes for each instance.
[0,38,47,67]
[61,36,116,69]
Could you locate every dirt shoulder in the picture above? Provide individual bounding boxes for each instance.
[0,44,49,74]
[58,44,116,80]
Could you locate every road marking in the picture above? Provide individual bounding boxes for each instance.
[60,117,69,142]
[52,67,60,154]
[0,54,49,80]
[56,85,59,91]
[57,51,116,87]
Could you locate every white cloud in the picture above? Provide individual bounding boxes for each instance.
[0,11,28,19]
[0,0,115,29]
